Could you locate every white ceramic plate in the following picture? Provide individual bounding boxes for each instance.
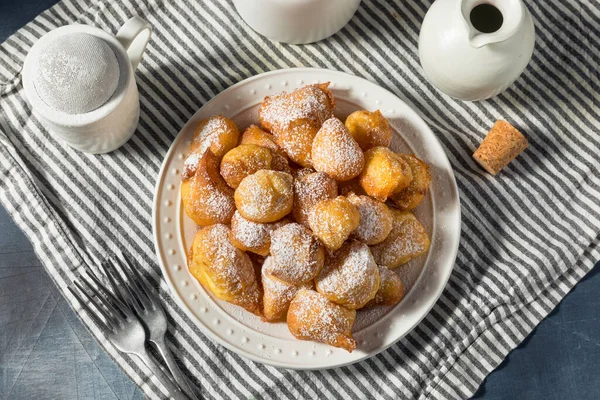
[153,68,461,370]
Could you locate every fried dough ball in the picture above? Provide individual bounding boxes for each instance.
[188,224,261,315]
[261,257,313,322]
[269,223,325,285]
[181,150,236,226]
[240,124,280,152]
[230,211,289,256]
[308,196,360,251]
[311,117,365,181]
[344,109,392,151]
[347,193,393,245]
[240,125,292,173]
[338,178,366,196]
[258,83,335,132]
[390,154,432,211]
[259,83,335,168]
[315,241,380,309]
[359,147,413,201]
[270,152,293,174]
[248,252,266,287]
[293,171,338,225]
[292,167,316,179]
[364,266,404,308]
[235,170,294,223]
[370,210,431,269]
[274,119,319,168]
[220,144,273,189]
[287,289,357,352]
[189,115,240,159]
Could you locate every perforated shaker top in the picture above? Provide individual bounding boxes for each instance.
[32,32,120,115]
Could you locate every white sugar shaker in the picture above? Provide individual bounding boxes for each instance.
[22,17,152,154]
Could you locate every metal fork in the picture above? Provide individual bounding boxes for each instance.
[103,255,199,400]
[68,270,188,400]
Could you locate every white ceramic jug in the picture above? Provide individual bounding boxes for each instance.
[23,17,152,154]
[419,0,535,101]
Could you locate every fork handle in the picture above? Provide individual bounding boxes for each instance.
[153,338,199,400]
[136,348,189,400]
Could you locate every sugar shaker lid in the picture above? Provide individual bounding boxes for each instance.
[32,32,120,115]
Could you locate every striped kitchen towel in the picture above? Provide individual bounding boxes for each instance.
[0,0,598,398]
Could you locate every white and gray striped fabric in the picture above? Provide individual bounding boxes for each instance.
[1,0,599,398]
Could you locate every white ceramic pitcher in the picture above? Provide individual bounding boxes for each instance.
[232,0,361,44]
[23,17,152,154]
[419,0,535,101]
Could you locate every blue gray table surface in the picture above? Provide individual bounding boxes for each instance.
[1,2,599,399]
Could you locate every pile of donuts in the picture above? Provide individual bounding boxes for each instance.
[182,83,431,352]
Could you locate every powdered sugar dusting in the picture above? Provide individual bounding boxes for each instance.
[262,257,313,321]
[231,211,286,255]
[316,241,380,309]
[370,211,430,268]
[235,170,293,222]
[347,193,393,245]
[293,172,338,224]
[190,225,259,310]
[288,289,355,349]
[187,177,235,224]
[269,223,324,284]
[182,152,201,181]
[192,116,231,155]
[312,117,365,181]
[259,84,334,132]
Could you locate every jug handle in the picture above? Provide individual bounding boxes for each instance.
[116,16,152,70]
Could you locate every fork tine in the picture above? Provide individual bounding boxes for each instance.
[116,255,151,308]
[74,278,122,327]
[87,267,127,308]
[105,258,143,314]
[76,274,121,325]
[87,267,130,318]
[69,284,113,333]
[123,253,155,305]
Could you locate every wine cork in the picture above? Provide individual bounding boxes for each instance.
[473,120,528,175]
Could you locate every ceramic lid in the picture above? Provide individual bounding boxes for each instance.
[31,32,120,115]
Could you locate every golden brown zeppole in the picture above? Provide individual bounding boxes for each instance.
[370,210,431,269]
[345,109,392,151]
[293,171,338,226]
[287,289,357,352]
[188,224,262,315]
[308,196,360,251]
[261,256,313,322]
[359,147,413,201]
[311,117,365,181]
[239,125,291,174]
[230,211,288,256]
[347,192,393,245]
[338,178,366,197]
[220,144,273,189]
[259,83,335,167]
[180,83,434,350]
[234,170,294,223]
[190,115,240,159]
[269,223,325,285]
[181,149,236,226]
[390,154,431,211]
[364,266,404,308]
[240,124,280,151]
[315,241,380,309]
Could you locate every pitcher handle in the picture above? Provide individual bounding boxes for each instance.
[116,16,152,70]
